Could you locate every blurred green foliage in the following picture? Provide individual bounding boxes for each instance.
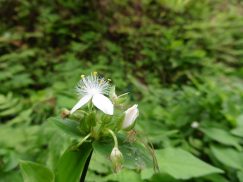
[1,0,243,181]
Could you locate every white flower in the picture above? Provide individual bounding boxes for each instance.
[122,104,139,130]
[70,73,114,115]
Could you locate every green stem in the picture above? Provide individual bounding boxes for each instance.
[78,133,91,146]
[107,129,118,148]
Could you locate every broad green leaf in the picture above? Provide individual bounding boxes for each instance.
[141,168,154,180]
[149,173,178,182]
[105,169,142,182]
[155,148,223,179]
[237,171,243,182]
[200,174,229,182]
[48,117,81,138]
[231,126,243,137]
[89,151,110,174]
[236,114,243,127]
[85,171,105,182]
[210,145,243,170]
[0,171,23,182]
[46,132,71,170]
[141,169,178,181]
[19,161,54,182]
[200,128,241,150]
[55,142,93,182]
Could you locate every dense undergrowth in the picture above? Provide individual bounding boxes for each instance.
[1,0,243,181]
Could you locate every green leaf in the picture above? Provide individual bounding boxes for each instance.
[48,117,81,138]
[19,161,54,182]
[141,169,178,181]
[55,142,93,182]
[231,126,243,137]
[149,173,178,182]
[200,128,241,150]
[210,145,243,170]
[105,169,142,182]
[89,151,110,174]
[237,171,243,182]
[155,148,223,179]
[0,171,23,182]
[201,174,229,182]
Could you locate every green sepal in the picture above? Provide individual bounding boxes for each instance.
[69,110,85,121]
[86,111,97,129]
[116,93,129,105]
[115,113,125,131]
[109,86,117,100]
[101,114,113,125]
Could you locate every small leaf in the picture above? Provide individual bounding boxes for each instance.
[20,161,54,182]
[155,148,223,179]
[55,142,93,182]
[48,117,81,138]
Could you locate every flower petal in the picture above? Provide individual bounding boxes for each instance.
[70,95,92,114]
[92,94,114,115]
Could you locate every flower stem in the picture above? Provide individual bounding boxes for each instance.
[107,129,118,148]
[78,133,91,146]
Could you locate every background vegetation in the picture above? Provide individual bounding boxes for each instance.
[1,0,243,181]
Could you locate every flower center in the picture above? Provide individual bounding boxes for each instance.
[89,88,100,96]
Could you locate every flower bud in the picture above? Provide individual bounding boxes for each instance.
[110,147,123,172]
[109,86,118,101]
[110,86,129,105]
[61,108,70,118]
[122,104,139,130]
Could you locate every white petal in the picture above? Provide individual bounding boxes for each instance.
[70,95,92,114]
[92,94,114,115]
